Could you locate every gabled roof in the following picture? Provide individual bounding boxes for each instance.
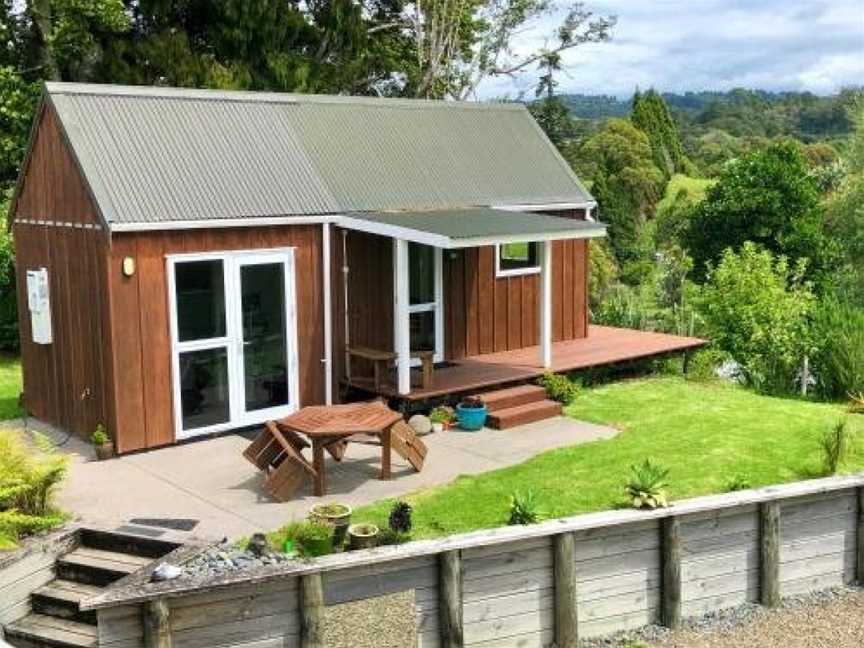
[26,83,593,228]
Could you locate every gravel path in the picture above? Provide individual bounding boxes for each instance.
[585,587,864,648]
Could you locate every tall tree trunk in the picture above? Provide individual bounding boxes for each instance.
[30,0,60,80]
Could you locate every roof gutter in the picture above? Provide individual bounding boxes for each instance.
[493,201,598,212]
[109,215,342,232]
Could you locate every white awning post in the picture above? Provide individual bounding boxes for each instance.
[539,240,553,368]
[322,223,333,405]
[393,238,412,395]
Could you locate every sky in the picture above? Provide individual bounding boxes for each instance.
[476,0,864,99]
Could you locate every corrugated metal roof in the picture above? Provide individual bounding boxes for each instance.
[43,83,593,227]
[346,208,605,247]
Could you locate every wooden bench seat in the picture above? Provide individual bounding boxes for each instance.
[347,346,435,391]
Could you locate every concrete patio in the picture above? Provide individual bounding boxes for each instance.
[5,416,618,542]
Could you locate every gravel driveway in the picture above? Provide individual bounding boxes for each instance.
[649,588,864,648]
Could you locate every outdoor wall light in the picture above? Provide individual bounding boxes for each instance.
[122,256,136,277]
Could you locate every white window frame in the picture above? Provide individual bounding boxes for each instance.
[167,248,300,440]
[395,243,444,366]
[495,242,541,278]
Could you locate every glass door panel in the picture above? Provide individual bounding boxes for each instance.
[239,262,290,413]
[178,347,230,430]
[175,260,226,341]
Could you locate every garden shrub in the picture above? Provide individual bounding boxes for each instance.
[0,430,67,548]
[0,226,18,352]
[684,347,725,382]
[625,459,670,509]
[819,419,852,475]
[697,243,815,395]
[811,298,864,400]
[267,520,334,557]
[537,372,580,404]
[507,491,541,525]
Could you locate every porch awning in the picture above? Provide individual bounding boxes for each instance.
[339,207,606,248]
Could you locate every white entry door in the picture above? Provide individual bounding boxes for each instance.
[168,249,299,439]
[407,242,444,363]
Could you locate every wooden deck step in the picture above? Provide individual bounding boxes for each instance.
[486,399,562,430]
[3,613,97,648]
[55,546,151,587]
[478,384,547,412]
[30,580,102,625]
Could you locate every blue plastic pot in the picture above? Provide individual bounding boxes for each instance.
[456,403,488,431]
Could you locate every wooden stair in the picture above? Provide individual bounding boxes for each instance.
[481,384,562,430]
[3,530,179,648]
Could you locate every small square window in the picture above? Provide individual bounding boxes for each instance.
[497,242,540,276]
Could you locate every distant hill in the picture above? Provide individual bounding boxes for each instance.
[559,88,862,142]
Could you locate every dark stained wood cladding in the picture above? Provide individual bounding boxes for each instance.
[12,104,111,440]
[108,226,325,452]
[14,104,101,225]
[444,241,588,359]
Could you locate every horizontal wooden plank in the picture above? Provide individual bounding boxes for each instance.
[463,568,552,599]
[463,588,553,625]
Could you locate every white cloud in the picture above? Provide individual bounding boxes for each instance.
[476,0,864,98]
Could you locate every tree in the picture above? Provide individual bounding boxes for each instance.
[631,89,688,179]
[697,243,815,395]
[574,118,663,277]
[685,141,837,285]
[407,0,615,99]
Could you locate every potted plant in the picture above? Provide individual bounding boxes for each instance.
[429,407,450,433]
[455,396,487,431]
[309,503,352,548]
[295,521,334,557]
[91,425,114,460]
[347,523,380,550]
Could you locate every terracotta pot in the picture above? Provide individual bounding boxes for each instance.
[94,442,114,461]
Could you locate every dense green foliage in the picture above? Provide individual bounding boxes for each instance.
[631,89,690,179]
[685,142,833,282]
[353,377,864,539]
[0,355,20,420]
[811,299,864,400]
[697,243,815,394]
[0,429,67,549]
[0,223,17,352]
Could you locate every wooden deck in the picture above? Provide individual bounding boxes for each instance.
[348,325,706,402]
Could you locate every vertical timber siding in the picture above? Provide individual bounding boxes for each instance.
[12,103,111,439]
[107,226,325,453]
[85,476,864,648]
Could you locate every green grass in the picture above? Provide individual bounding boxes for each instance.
[657,173,715,213]
[0,355,22,421]
[352,377,864,539]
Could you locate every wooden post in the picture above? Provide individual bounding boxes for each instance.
[439,550,464,648]
[661,517,681,629]
[142,599,172,648]
[856,488,864,584]
[760,502,781,608]
[539,240,553,368]
[300,572,325,648]
[553,532,578,648]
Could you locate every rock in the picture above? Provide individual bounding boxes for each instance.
[408,414,432,436]
[150,563,183,582]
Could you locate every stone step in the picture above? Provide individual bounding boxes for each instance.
[55,546,152,587]
[3,613,97,648]
[486,399,562,430]
[78,527,181,560]
[30,580,102,625]
[477,384,548,413]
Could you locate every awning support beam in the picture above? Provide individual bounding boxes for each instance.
[539,240,553,368]
[393,238,411,395]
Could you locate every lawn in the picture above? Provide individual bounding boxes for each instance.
[0,355,22,420]
[353,377,864,539]
[657,173,715,213]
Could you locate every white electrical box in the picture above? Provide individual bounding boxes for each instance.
[26,268,52,345]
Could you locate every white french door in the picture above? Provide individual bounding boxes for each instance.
[168,249,299,439]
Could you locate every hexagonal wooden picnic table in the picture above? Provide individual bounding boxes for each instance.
[277,401,404,496]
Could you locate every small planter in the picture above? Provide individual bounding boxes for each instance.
[456,400,487,431]
[347,523,379,550]
[94,442,114,461]
[431,422,444,434]
[309,503,352,549]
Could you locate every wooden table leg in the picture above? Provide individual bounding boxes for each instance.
[312,440,326,496]
[380,427,392,481]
